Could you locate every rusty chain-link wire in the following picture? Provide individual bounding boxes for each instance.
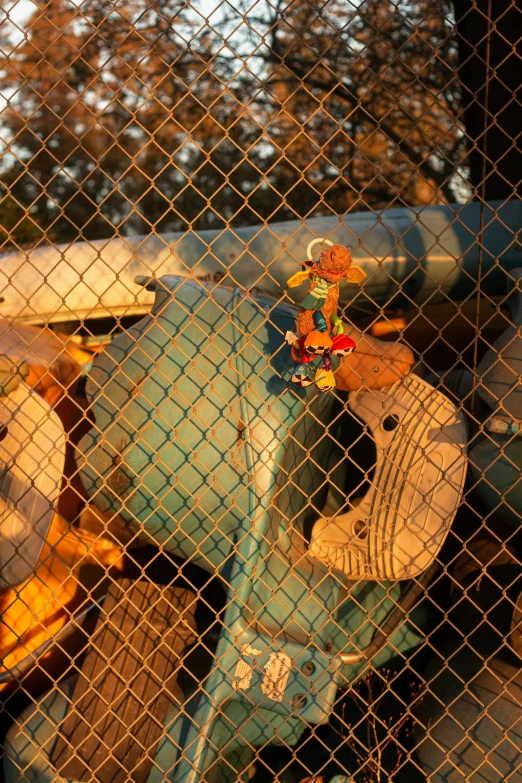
[0,0,521,781]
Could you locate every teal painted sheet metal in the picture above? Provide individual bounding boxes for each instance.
[4,276,422,783]
[1,199,519,324]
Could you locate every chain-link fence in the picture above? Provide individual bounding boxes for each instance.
[0,0,521,781]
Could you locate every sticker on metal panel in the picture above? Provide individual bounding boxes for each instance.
[233,644,262,690]
[261,652,292,702]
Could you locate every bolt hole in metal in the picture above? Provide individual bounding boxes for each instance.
[382,413,400,431]
[301,661,315,676]
[292,693,308,710]
[353,520,368,539]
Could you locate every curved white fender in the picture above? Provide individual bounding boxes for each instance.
[309,375,467,580]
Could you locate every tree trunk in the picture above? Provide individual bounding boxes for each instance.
[453,0,522,200]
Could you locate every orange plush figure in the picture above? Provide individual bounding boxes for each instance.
[286,239,366,391]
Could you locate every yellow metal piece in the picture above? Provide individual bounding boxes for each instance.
[0,514,124,692]
[370,317,407,338]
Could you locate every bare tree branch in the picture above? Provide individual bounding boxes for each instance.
[265,55,457,202]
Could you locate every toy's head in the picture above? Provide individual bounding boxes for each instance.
[310,243,352,282]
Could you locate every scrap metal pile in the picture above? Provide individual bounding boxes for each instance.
[0,200,521,783]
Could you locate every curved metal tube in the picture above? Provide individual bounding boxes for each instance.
[1,200,519,325]
[0,596,105,684]
[339,562,439,665]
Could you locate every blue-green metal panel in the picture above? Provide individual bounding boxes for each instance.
[7,278,427,783]
[78,279,331,572]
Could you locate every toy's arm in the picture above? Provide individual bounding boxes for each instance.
[286,270,311,288]
[345,266,366,283]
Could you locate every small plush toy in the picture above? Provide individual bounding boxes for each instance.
[285,238,366,391]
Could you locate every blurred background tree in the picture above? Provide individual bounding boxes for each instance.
[244,0,466,214]
[0,0,470,251]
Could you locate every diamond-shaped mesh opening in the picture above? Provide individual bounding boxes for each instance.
[0,0,521,781]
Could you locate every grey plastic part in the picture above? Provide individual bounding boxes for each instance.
[0,383,66,588]
[477,268,522,419]
[412,652,522,782]
[51,580,197,783]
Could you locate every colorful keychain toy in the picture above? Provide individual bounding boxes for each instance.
[285,238,366,392]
